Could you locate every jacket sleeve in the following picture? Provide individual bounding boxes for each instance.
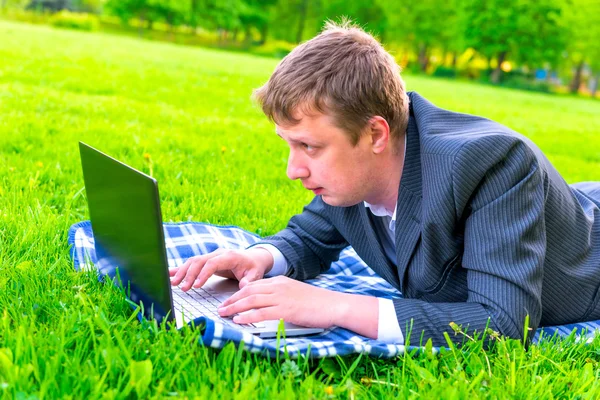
[394,136,546,346]
[254,196,349,281]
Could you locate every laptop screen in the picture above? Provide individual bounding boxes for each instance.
[79,142,173,323]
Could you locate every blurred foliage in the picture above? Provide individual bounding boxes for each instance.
[49,9,98,30]
[1,0,599,96]
[432,66,457,79]
[25,0,101,12]
[463,0,566,84]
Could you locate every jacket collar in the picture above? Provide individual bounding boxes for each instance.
[393,91,423,292]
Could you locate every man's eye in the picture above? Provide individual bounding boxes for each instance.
[302,143,314,151]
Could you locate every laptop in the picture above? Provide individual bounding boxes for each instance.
[78,142,324,338]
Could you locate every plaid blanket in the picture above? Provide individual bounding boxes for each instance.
[68,221,600,358]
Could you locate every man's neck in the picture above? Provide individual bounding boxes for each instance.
[365,135,406,212]
[378,159,403,213]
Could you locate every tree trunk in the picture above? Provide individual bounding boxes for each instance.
[190,0,199,31]
[243,26,252,46]
[418,44,429,72]
[259,24,268,45]
[217,28,227,44]
[295,0,309,43]
[138,11,146,38]
[167,13,175,42]
[146,10,154,32]
[590,73,599,98]
[569,60,585,94]
[169,24,175,42]
[452,52,457,68]
[490,51,507,84]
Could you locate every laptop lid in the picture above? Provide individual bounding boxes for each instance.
[79,142,174,323]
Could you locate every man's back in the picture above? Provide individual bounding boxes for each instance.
[409,92,600,327]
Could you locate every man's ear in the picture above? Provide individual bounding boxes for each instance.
[368,116,390,154]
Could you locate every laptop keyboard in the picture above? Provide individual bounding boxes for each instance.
[171,286,263,328]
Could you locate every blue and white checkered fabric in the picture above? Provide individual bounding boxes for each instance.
[68,221,600,358]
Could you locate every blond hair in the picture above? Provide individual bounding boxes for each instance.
[253,21,410,146]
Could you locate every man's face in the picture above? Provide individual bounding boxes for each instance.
[276,111,378,207]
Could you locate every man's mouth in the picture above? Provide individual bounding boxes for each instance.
[305,187,324,194]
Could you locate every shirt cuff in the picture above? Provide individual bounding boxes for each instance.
[377,298,404,344]
[252,244,289,277]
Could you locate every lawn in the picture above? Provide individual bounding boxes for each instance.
[1,19,600,398]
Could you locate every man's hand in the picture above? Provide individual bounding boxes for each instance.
[169,247,274,291]
[217,276,379,337]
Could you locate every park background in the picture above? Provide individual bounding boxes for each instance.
[1,0,600,97]
[1,0,600,398]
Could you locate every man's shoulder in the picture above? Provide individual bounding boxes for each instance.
[409,92,529,157]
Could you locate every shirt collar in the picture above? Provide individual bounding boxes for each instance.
[364,201,397,220]
[364,201,397,233]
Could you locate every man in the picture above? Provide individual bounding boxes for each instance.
[170,23,600,346]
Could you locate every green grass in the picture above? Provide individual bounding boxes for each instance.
[1,19,600,399]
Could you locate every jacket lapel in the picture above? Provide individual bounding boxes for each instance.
[394,95,423,293]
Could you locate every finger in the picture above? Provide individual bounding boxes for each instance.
[218,283,273,308]
[169,258,196,277]
[243,276,285,287]
[187,253,232,291]
[218,293,276,317]
[232,306,280,325]
[214,270,237,280]
[170,258,194,285]
[178,250,227,290]
[238,269,263,289]
[180,259,212,291]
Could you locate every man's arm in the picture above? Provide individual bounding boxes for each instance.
[218,275,380,338]
[253,244,405,342]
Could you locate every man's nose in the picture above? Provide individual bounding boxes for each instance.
[286,151,310,180]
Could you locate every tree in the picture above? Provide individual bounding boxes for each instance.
[268,0,323,43]
[105,0,161,35]
[464,0,566,84]
[318,0,387,40]
[71,0,104,12]
[27,0,73,11]
[149,0,190,32]
[188,0,246,42]
[381,0,462,72]
[561,0,600,94]
[239,0,277,45]
[512,1,566,72]
[295,0,308,42]
[3,0,30,9]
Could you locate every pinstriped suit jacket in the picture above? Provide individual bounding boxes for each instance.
[260,92,600,346]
